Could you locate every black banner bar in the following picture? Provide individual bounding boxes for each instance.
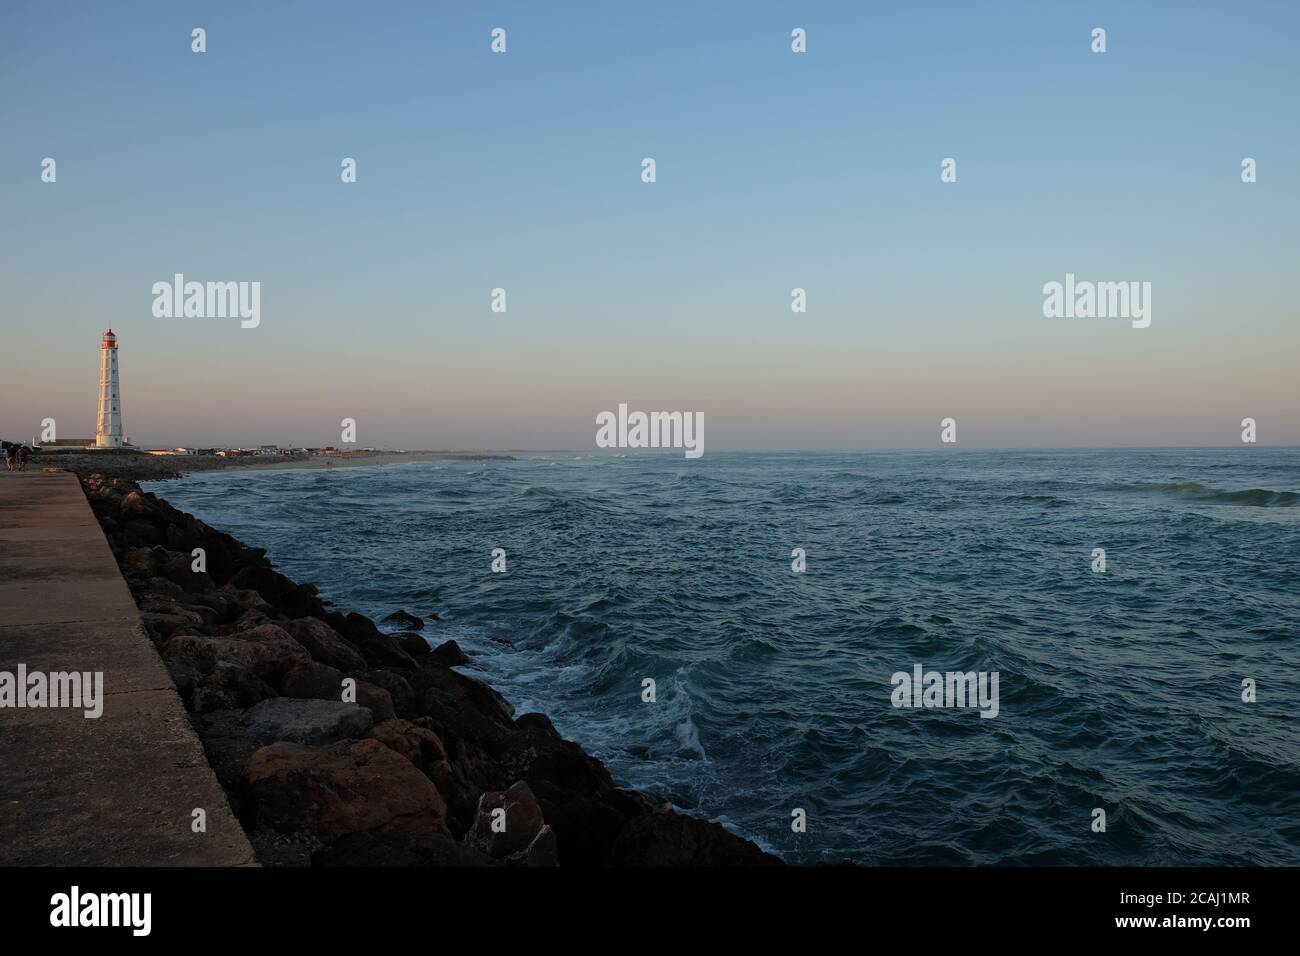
[0,866,1284,941]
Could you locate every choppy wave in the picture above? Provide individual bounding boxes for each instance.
[1117,480,1299,506]
[147,449,1300,865]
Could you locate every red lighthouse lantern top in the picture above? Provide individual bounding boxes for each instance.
[102,329,117,349]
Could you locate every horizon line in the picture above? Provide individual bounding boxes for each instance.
[33,444,1299,455]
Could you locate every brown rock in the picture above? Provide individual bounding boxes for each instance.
[165,627,309,680]
[119,547,157,579]
[281,661,346,700]
[237,623,315,658]
[134,575,189,602]
[120,490,157,516]
[243,738,447,844]
[220,583,271,611]
[139,601,206,636]
[328,612,416,669]
[467,781,547,859]
[367,719,453,797]
[230,608,273,633]
[354,680,396,722]
[198,661,275,711]
[155,549,216,594]
[284,618,368,672]
[357,669,414,715]
[138,596,219,627]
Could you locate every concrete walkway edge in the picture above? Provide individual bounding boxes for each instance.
[0,471,254,866]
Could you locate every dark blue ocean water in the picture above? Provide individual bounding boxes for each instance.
[146,449,1300,865]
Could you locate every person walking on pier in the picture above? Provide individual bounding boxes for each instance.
[15,444,28,472]
[2,443,14,472]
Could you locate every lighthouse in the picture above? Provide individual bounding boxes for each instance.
[94,329,124,448]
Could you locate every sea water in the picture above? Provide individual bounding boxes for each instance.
[147,449,1300,865]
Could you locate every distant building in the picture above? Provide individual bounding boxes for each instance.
[256,445,278,456]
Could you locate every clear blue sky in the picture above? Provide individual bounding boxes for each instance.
[2,1,1296,449]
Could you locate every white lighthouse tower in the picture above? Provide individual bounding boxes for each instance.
[94,329,124,448]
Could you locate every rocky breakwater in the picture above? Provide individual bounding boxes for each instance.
[78,473,781,867]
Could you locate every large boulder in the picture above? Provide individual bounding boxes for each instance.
[119,547,157,580]
[134,575,189,602]
[414,662,516,749]
[139,595,217,627]
[243,738,447,844]
[230,565,321,618]
[353,681,396,723]
[368,718,452,798]
[325,612,416,669]
[219,582,271,612]
[284,618,368,672]
[164,629,310,681]
[192,661,276,713]
[357,669,415,716]
[428,639,470,668]
[495,723,648,865]
[122,519,163,548]
[394,633,432,659]
[228,608,273,633]
[465,781,557,866]
[139,599,207,637]
[281,661,346,700]
[244,698,374,745]
[120,490,159,517]
[382,610,424,630]
[154,548,216,594]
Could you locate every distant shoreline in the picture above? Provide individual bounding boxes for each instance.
[35,449,514,482]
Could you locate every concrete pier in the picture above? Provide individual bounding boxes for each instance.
[0,471,254,866]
